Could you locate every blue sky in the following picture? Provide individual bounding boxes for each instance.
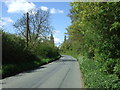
[0,0,71,46]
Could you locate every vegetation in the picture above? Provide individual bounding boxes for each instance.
[1,8,60,78]
[60,2,120,88]
[13,9,51,45]
[2,31,60,78]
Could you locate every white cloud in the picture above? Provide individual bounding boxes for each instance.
[57,10,64,13]
[40,6,48,11]
[55,30,61,33]
[1,17,13,23]
[50,8,56,14]
[0,17,13,28]
[0,21,5,28]
[50,8,64,14]
[54,36,63,46]
[4,0,63,14]
[52,30,63,46]
[28,9,37,15]
[53,30,61,34]
[4,0,36,13]
[54,37,61,44]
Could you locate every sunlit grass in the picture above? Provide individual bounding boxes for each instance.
[78,56,120,88]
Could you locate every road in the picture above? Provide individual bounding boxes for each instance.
[2,55,83,88]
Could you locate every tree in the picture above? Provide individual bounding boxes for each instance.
[49,33,54,46]
[60,2,120,88]
[13,9,52,45]
[64,35,67,42]
[61,2,120,80]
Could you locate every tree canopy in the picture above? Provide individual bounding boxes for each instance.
[13,9,52,45]
[60,2,120,88]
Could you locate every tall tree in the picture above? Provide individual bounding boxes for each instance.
[61,2,120,79]
[50,33,54,46]
[13,9,52,45]
[64,35,67,42]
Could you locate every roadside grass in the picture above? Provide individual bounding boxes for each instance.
[2,56,61,78]
[78,56,120,88]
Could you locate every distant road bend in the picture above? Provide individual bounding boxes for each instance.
[2,55,83,88]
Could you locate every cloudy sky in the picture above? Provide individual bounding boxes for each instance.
[0,0,71,46]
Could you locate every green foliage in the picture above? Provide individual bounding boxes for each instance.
[13,9,52,44]
[49,34,55,47]
[2,32,38,64]
[2,31,60,78]
[78,56,120,88]
[60,2,120,88]
[32,42,59,59]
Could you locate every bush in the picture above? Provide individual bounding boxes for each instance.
[32,42,60,59]
[78,56,120,88]
[2,31,60,78]
[2,32,38,64]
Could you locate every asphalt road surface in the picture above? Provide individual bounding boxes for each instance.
[2,55,83,88]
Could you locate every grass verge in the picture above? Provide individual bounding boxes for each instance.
[1,55,61,79]
[77,56,120,88]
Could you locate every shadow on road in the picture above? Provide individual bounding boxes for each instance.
[14,66,46,77]
[62,59,77,62]
[24,66,46,73]
[55,59,77,62]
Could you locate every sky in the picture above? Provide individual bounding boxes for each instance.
[0,0,72,46]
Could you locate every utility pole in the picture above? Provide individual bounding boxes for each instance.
[26,12,29,47]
